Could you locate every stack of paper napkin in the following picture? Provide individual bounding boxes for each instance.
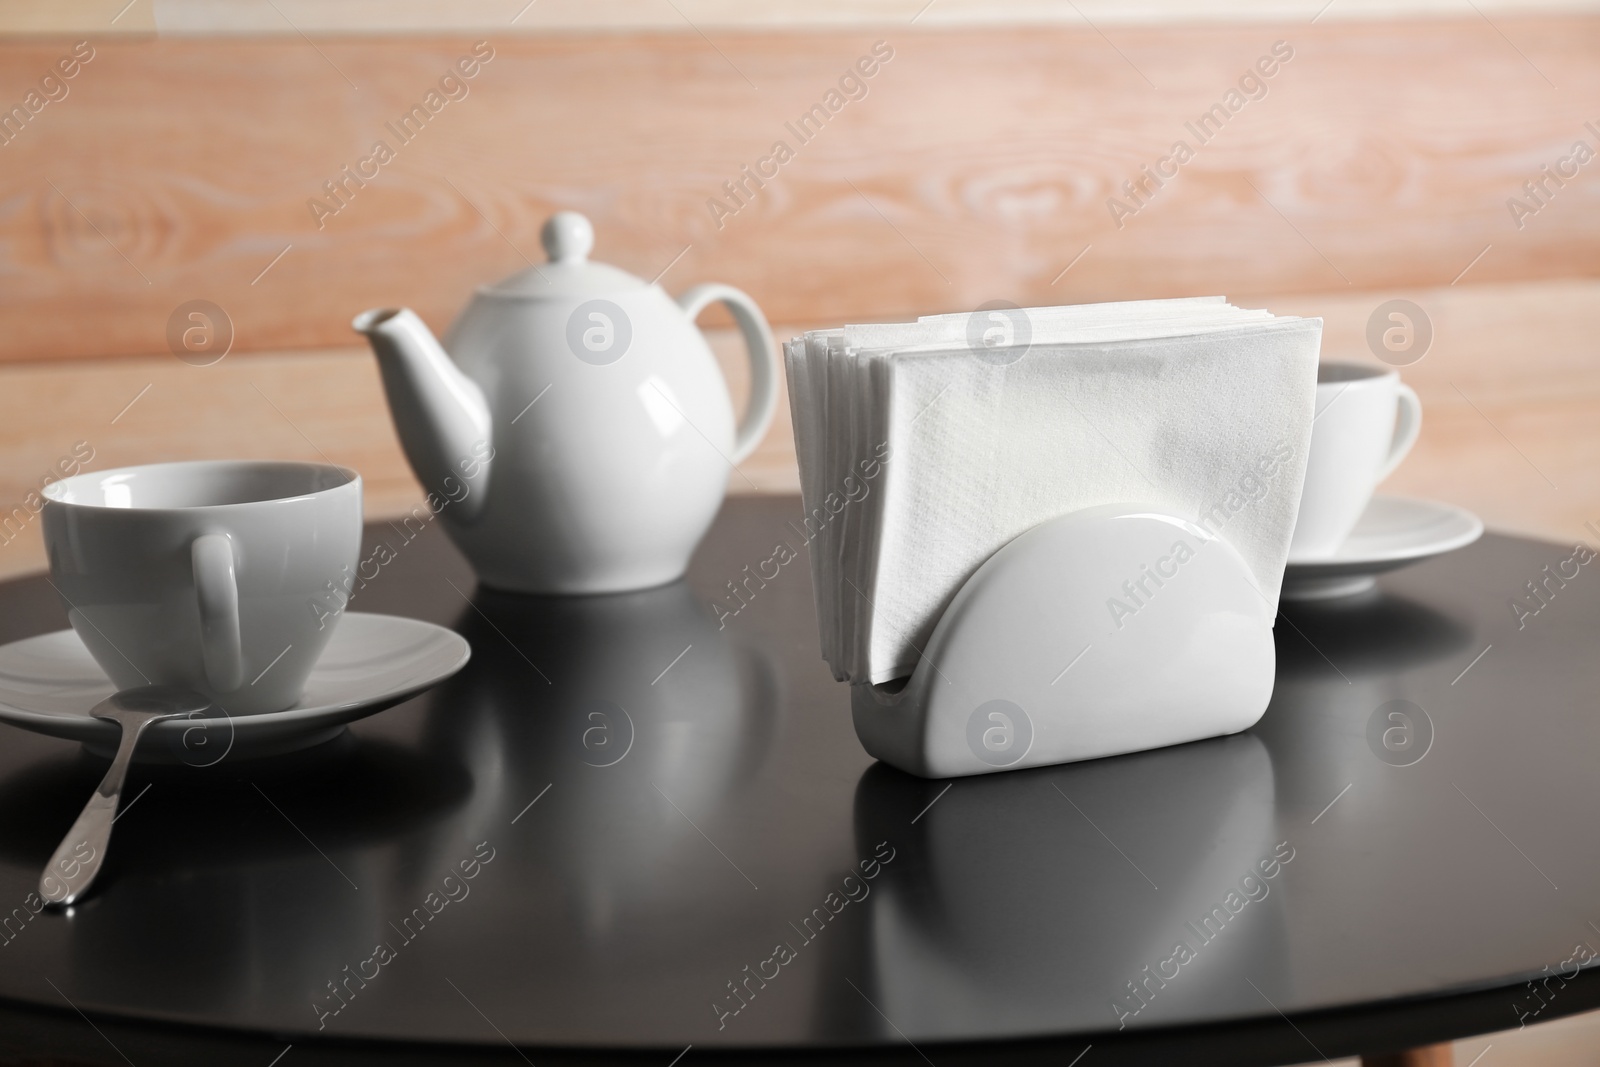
[784,297,1322,685]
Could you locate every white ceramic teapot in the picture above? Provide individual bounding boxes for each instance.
[354,212,778,594]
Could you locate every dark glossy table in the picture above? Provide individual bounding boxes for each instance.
[1,496,1598,1066]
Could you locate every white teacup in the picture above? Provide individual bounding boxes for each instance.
[1288,363,1421,560]
[41,461,362,715]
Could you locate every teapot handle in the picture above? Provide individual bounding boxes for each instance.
[677,283,779,465]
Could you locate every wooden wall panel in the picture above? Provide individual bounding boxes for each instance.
[0,279,1595,581]
[0,17,1596,362]
[7,1,1599,36]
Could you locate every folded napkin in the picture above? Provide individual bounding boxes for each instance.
[785,299,1322,685]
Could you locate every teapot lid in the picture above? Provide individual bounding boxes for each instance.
[481,212,647,298]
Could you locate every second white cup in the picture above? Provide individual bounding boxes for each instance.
[1288,363,1421,560]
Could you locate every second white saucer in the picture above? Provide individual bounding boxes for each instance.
[0,612,470,763]
[1283,496,1484,601]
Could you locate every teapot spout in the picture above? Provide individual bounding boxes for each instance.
[353,308,492,522]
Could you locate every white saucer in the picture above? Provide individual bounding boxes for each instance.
[1282,496,1484,601]
[0,613,470,763]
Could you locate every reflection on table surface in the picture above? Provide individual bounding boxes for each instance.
[849,734,1283,1036]
[424,580,780,929]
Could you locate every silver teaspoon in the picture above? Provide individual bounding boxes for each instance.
[41,686,213,907]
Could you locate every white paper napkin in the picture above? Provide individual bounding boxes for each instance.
[785,300,1322,685]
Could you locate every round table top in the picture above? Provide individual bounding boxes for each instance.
[1,496,1598,1066]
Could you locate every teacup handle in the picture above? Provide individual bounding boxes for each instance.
[192,534,244,692]
[1377,382,1422,482]
[677,283,779,465]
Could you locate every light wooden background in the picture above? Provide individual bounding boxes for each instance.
[1,4,1600,1061]
[3,275,1592,575]
[1,5,1596,581]
[10,0,1600,34]
[2,16,1598,360]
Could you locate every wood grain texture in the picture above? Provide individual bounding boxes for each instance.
[0,278,1594,582]
[7,0,1598,36]
[0,18,1596,362]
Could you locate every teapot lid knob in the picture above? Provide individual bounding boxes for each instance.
[541,211,594,263]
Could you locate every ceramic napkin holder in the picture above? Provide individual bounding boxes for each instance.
[851,503,1276,778]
